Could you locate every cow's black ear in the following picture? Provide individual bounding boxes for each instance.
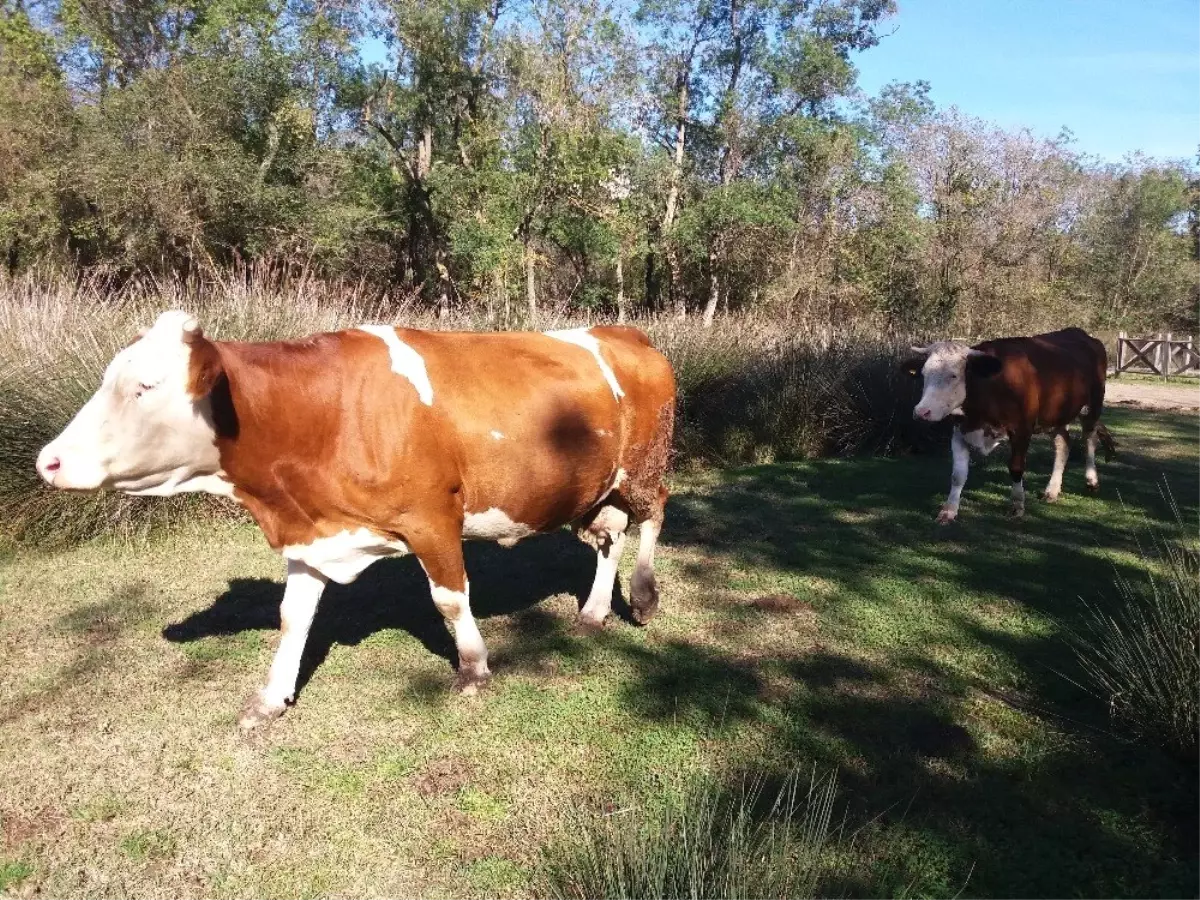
[967,353,1003,378]
[899,356,926,378]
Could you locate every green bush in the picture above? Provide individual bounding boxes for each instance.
[537,769,849,900]
[1073,490,1200,760]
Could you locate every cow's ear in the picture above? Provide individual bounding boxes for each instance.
[966,352,1003,379]
[186,332,224,398]
[899,356,927,378]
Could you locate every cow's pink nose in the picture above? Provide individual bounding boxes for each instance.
[916,408,932,420]
[36,450,61,482]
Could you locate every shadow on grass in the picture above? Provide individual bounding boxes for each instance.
[162,531,624,689]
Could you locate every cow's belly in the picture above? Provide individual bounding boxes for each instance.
[282,528,411,585]
[457,415,623,541]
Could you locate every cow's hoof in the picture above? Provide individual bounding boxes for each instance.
[1041,490,1060,503]
[935,507,958,525]
[630,587,660,625]
[238,692,286,730]
[1007,506,1025,519]
[455,670,491,696]
[1086,479,1099,493]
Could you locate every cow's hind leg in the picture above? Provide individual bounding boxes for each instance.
[412,532,490,695]
[240,560,328,730]
[1081,418,1101,491]
[629,485,667,624]
[576,502,631,630]
[1042,427,1070,502]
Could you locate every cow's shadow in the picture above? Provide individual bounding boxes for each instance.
[162,532,617,692]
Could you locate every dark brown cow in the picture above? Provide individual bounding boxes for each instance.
[903,327,1116,523]
[36,312,676,727]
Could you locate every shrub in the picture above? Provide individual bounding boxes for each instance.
[1072,489,1200,760]
[537,769,849,900]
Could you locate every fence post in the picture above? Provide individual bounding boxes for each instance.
[1116,330,1126,376]
[1161,332,1172,378]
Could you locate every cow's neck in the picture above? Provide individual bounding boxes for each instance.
[208,339,331,548]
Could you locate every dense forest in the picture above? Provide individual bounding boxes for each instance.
[1,0,1196,329]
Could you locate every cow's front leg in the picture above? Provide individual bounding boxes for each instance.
[1007,430,1031,518]
[412,533,490,695]
[240,560,328,730]
[937,426,970,524]
[1042,427,1069,501]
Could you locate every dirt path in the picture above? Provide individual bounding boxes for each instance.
[1106,379,1200,411]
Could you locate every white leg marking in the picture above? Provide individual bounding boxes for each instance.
[429,579,490,693]
[356,325,434,405]
[938,426,970,524]
[240,560,328,728]
[543,328,624,400]
[1010,477,1026,517]
[579,504,630,627]
[1084,428,1099,488]
[1043,430,1069,501]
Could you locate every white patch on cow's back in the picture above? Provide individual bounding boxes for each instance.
[463,507,536,547]
[490,430,505,440]
[544,328,624,400]
[356,325,434,406]
[283,528,410,584]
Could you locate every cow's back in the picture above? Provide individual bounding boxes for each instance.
[400,327,674,531]
[970,328,1106,430]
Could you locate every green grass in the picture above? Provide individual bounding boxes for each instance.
[1111,371,1200,387]
[0,406,1196,898]
[0,860,35,892]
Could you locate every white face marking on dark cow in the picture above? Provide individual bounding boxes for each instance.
[356,325,434,406]
[282,528,410,584]
[463,507,536,547]
[35,310,224,495]
[913,342,975,422]
[544,328,624,400]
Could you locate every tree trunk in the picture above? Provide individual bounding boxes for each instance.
[662,73,689,234]
[702,241,720,327]
[615,254,626,323]
[524,238,537,326]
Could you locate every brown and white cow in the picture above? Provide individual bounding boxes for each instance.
[36,312,676,728]
[903,327,1116,523]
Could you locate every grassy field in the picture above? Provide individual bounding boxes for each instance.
[1,405,1196,898]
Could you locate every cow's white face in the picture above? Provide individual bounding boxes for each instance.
[905,342,1001,422]
[36,311,221,495]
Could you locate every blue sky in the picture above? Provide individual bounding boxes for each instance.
[854,0,1200,162]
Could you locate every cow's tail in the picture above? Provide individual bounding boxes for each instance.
[1095,422,1117,461]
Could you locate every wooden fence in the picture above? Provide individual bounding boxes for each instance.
[1114,332,1200,377]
